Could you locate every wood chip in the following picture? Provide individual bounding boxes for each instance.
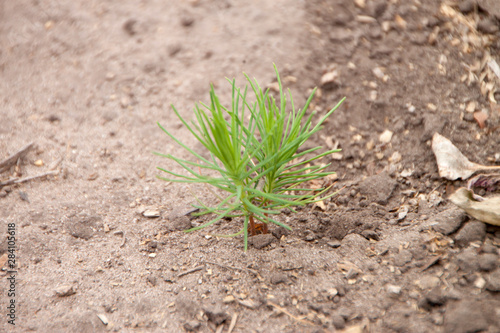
[356,15,376,23]
[97,314,109,325]
[227,313,238,333]
[237,298,259,309]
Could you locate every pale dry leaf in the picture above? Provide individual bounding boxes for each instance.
[431,133,481,180]
[449,188,500,226]
[431,133,500,180]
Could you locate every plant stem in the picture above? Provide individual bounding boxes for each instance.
[249,215,257,236]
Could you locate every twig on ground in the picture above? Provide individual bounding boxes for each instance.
[203,261,258,276]
[48,156,63,171]
[177,265,204,278]
[0,170,59,189]
[267,301,316,326]
[282,266,303,271]
[0,142,34,173]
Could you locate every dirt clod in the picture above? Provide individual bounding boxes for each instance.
[248,234,275,249]
[55,284,77,297]
[454,221,487,247]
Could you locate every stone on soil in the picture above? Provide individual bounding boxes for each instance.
[55,284,77,297]
[444,300,496,333]
[454,221,486,247]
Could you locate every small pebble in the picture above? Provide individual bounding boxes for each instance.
[386,284,401,295]
[55,284,77,297]
[327,240,341,248]
[270,273,287,285]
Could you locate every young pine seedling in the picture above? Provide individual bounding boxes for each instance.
[156,65,344,250]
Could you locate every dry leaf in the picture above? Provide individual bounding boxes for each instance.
[468,174,500,192]
[473,110,488,128]
[449,188,500,226]
[431,133,500,180]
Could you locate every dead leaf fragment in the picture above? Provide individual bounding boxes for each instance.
[431,133,500,180]
[468,174,500,192]
[473,110,488,128]
[449,188,500,226]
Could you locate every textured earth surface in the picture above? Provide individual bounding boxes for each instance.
[1,1,500,332]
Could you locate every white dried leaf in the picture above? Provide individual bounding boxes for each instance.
[449,188,500,226]
[431,133,500,180]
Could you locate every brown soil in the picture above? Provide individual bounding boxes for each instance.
[1,1,500,332]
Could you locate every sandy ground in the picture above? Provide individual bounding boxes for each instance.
[1,1,500,332]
